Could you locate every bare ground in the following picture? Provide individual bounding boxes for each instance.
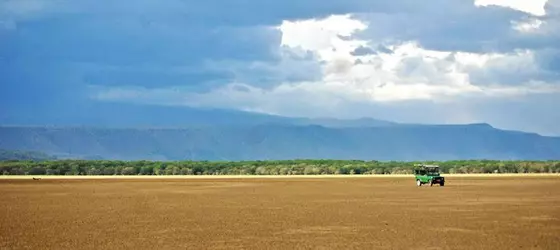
[1,176,559,249]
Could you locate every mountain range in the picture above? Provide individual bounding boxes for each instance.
[1,103,559,161]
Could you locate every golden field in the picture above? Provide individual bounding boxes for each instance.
[1,175,559,249]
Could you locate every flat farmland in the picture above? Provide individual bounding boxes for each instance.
[1,176,559,249]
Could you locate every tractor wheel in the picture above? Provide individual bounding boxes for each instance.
[416,179,422,186]
[440,181,445,187]
[430,180,434,186]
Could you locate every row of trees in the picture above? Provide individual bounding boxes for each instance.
[1,159,560,175]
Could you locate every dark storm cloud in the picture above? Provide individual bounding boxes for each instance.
[351,46,377,56]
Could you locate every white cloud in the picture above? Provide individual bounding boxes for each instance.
[278,14,368,62]
[97,13,559,101]
[512,18,544,32]
[95,14,559,104]
[474,0,548,16]
[208,15,557,105]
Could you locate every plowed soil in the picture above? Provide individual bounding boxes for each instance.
[1,176,559,249]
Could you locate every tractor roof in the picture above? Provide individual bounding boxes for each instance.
[414,164,439,168]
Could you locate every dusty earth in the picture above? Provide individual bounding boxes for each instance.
[1,176,559,249]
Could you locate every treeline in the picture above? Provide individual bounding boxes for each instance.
[1,159,560,175]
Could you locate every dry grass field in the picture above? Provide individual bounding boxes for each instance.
[1,175,559,249]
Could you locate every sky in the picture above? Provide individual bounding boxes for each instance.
[1,0,560,135]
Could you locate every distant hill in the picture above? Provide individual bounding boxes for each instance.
[0,149,56,161]
[290,117,397,127]
[1,123,559,161]
[0,102,396,128]
[2,102,559,161]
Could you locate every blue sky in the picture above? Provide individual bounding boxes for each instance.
[1,0,560,135]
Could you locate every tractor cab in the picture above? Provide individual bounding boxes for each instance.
[413,164,445,187]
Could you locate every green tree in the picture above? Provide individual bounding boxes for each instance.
[121,167,137,175]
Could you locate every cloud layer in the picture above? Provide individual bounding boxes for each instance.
[2,0,560,135]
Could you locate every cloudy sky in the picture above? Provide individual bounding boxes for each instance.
[1,0,560,135]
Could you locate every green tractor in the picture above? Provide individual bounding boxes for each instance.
[413,164,445,187]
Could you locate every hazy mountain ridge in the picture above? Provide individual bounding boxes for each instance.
[0,102,396,129]
[0,149,57,161]
[1,123,559,161]
[2,103,559,161]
